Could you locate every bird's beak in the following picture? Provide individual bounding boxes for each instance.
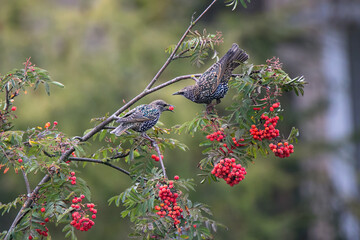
[172,91,183,96]
[166,105,174,112]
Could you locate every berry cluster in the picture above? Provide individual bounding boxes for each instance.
[220,138,246,155]
[250,114,279,141]
[151,154,163,162]
[269,102,280,112]
[68,171,77,185]
[44,121,58,129]
[269,142,294,158]
[231,137,246,147]
[155,181,183,225]
[70,195,97,231]
[34,209,50,238]
[211,158,247,186]
[206,130,225,142]
[35,227,48,237]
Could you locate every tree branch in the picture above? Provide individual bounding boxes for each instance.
[145,0,218,90]
[21,169,31,195]
[5,147,74,240]
[68,157,131,176]
[5,1,219,237]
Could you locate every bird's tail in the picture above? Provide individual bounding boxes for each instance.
[110,124,131,136]
[220,43,249,67]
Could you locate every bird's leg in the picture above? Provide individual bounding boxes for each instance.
[141,133,167,179]
[190,75,199,83]
[206,102,217,115]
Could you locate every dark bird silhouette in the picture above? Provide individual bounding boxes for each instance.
[173,43,248,111]
[111,100,173,136]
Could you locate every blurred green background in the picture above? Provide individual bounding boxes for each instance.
[1,0,360,239]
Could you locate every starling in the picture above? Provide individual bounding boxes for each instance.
[110,100,173,136]
[173,43,248,110]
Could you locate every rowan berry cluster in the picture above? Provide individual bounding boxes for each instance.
[35,226,48,237]
[269,142,294,158]
[44,121,58,129]
[250,114,279,141]
[68,171,76,185]
[206,130,225,142]
[70,195,97,231]
[155,181,183,225]
[151,154,163,162]
[33,209,50,238]
[211,158,247,186]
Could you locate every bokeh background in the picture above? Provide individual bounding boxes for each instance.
[1,0,360,239]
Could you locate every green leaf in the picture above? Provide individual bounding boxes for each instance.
[44,82,50,96]
[50,81,65,88]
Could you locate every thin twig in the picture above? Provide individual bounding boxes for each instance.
[21,169,31,195]
[153,142,167,179]
[141,133,167,178]
[145,0,218,90]
[68,157,131,176]
[110,151,130,159]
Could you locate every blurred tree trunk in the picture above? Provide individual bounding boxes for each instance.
[274,0,360,239]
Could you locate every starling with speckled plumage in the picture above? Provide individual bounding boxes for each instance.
[110,100,173,136]
[173,43,248,110]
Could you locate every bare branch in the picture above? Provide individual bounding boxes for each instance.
[145,0,218,90]
[68,157,131,176]
[21,169,31,195]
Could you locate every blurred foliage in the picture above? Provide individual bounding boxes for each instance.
[0,0,312,239]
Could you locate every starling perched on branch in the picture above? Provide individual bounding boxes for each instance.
[173,43,248,111]
[110,100,174,136]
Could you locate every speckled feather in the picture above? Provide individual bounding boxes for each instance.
[174,43,249,104]
[110,100,171,136]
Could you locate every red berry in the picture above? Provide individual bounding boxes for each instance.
[70,171,75,176]
[92,214,96,219]
[11,106,16,111]
[45,217,49,222]
[193,224,197,228]
[80,194,85,199]
[18,159,23,163]
[155,156,160,162]
[28,235,33,240]
[174,175,179,180]
[168,106,174,111]
[53,121,58,126]
[40,207,45,213]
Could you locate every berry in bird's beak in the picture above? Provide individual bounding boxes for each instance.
[168,105,174,111]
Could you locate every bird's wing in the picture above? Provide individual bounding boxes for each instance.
[117,105,156,123]
[198,62,225,94]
